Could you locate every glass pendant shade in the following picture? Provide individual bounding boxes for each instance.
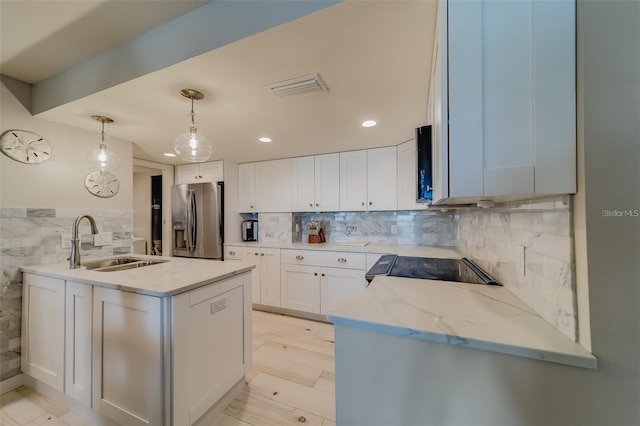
[174,89,212,163]
[87,116,120,171]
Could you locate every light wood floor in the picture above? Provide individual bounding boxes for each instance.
[0,310,337,426]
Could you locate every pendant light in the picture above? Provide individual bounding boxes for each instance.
[174,89,212,163]
[86,115,120,171]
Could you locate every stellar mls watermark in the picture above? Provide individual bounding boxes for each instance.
[601,209,639,218]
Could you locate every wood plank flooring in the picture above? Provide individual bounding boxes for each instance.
[0,310,336,426]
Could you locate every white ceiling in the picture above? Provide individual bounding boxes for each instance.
[0,0,437,166]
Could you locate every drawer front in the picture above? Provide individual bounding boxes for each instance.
[281,249,366,270]
[224,246,243,260]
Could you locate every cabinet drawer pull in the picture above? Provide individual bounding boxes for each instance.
[229,250,236,255]
[338,258,347,263]
[295,255,304,260]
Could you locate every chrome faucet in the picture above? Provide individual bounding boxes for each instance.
[69,214,99,269]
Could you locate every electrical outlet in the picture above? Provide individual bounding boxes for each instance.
[94,232,113,247]
[211,297,227,314]
[61,233,72,249]
[518,246,527,276]
[391,225,398,234]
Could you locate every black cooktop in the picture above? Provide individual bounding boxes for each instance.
[365,255,501,286]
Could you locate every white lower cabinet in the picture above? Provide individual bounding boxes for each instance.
[280,250,367,316]
[22,272,252,426]
[65,281,92,406]
[22,274,65,392]
[243,247,281,306]
[320,267,366,315]
[280,264,321,313]
[92,287,164,426]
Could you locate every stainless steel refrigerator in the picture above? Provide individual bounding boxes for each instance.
[171,182,223,259]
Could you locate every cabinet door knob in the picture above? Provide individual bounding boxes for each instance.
[314,272,318,276]
[229,251,236,255]
[261,253,265,256]
[338,258,347,263]
[296,255,304,260]
[361,202,365,206]
[316,203,319,207]
[369,201,372,205]
[309,203,313,207]
[254,253,259,256]
[321,273,325,277]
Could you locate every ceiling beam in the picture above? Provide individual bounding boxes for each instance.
[32,0,340,115]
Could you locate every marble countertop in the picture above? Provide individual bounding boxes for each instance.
[225,241,462,258]
[21,255,254,297]
[328,275,597,369]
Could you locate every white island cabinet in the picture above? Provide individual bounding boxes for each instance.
[21,256,253,426]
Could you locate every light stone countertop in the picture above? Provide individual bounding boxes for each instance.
[21,254,255,297]
[225,241,463,258]
[328,275,597,369]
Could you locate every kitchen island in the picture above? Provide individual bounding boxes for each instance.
[328,276,597,426]
[20,255,254,426]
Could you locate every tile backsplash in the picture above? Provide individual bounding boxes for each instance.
[299,210,458,246]
[0,207,133,381]
[455,196,576,341]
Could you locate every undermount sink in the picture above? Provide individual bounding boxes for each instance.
[83,257,168,272]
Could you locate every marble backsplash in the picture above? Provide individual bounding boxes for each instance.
[0,207,133,381]
[455,196,576,341]
[298,210,458,246]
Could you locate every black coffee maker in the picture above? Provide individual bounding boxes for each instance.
[241,220,258,241]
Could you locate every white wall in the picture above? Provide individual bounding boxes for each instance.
[0,79,133,208]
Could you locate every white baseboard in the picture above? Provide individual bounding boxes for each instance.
[0,373,26,395]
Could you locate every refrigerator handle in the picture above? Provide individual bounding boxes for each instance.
[186,189,197,251]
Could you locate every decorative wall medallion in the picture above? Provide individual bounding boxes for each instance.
[84,170,120,198]
[0,129,52,164]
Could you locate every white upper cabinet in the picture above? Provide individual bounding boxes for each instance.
[291,156,316,212]
[240,159,293,213]
[340,150,368,211]
[340,147,397,211]
[255,158,292,213]
[238,163,257,213]
[367,146,397,211]
[292,153,340,212]
[433,0,576,204]
[175,161,223,184]
[314,153,340,212]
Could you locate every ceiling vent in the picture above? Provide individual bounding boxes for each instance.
[267,73,329,99]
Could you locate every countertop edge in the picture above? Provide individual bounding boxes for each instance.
[20,263,255,298]
[328,315,597,370]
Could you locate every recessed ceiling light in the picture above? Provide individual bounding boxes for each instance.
[164,152,176,157]
[362,120,377,128]
[259,137,272,143]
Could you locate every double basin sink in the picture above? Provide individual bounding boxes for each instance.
[83,257,167,272]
